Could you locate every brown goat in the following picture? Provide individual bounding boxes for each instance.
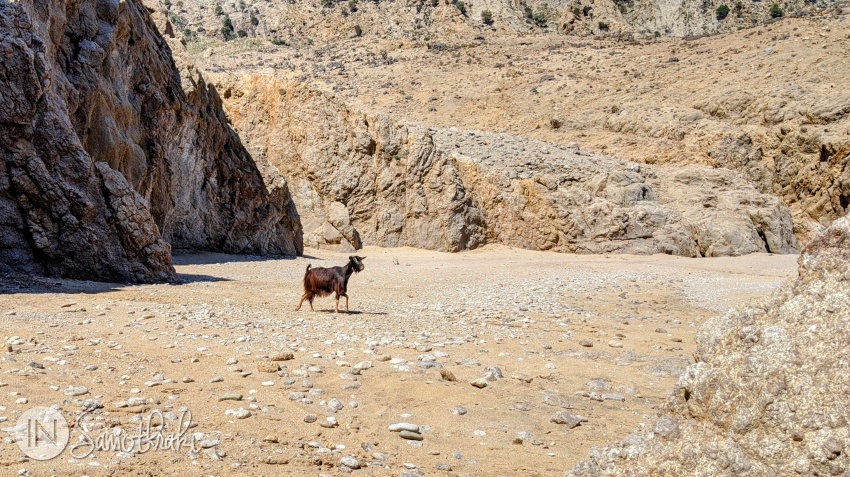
[295,256,365,313]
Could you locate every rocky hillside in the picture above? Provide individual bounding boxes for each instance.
[189,8,850,246]
[567,211,850,476]
[167,0,838,47]
[213,74,796,256]
[0,0,302,282]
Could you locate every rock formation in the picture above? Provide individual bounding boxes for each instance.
[0,0,301,282]
[566,212,850,476]
[169,0,836,47]
[215,74,796,256]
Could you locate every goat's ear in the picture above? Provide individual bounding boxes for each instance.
[349,255,354,261]
[360,256,366,260]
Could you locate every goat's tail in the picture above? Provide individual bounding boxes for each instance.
[306,264,311,272]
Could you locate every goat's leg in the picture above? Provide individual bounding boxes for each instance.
[308,297,315,312]
[343,294,349,312]
[295,293,309,311]
[334,293,340,314]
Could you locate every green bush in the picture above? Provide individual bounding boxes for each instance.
[169,12,187,30]
[182,28,198,42]
[598,21,609,30]
[221,16,234,40]
[716,4,730,20]
[481,9,493,25]
[321,0,334,7]
[348,0,358,11]
[769,3,784,17]
[454,0,467,16]
[532,9,547,26]
[215,3,224,15]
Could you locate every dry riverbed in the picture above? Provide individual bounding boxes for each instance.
[0,246,797,476]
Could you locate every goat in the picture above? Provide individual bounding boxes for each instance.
[295,256,365,313]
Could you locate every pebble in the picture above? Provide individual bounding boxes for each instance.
[439,369,456,381]
[470,378,489,388]
[399,430,424,441]
[328,398,344,410]
[270,352,294,361]
[304,414,317,423]
[451,406,467,415]
[579,340,594,347]
[602,393,626,402]
[263,435,279,443]
[608,340,623,348]
[225,357,238,365]
[436,463,452,471]
[512,373,533,383]
[257,362,280,373]
[389,422,420,432]
[232,409,251,419]
[550,411,588,428]
[210,376,224,383]
[64,385,89,396]
[182,376,194,383]
[218,393,243,402]
[127,397,146,406]
[320,416,338,428]
[340,456,360,469]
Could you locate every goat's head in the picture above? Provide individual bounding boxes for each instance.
[349,255,366,272]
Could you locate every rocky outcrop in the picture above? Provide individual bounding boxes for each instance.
[0,0,301,282]
[214,76,484,252]
[435,127,797,256]
[566,213,850,476]
[215,75,795,256]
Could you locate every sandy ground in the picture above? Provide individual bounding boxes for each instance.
[0,246,797,476]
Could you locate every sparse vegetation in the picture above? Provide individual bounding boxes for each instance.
[532,10,548,27]
[769,3,784,17]
[321,0,334,7]
[454,0,468,16]
[716,4,730,20]
[182,28,198,42]
[215,3,224,15]
[598,21,610,31]
[221,16,235,40]
[613,0,633,15]
[348,0,358,12]
[169,12,188,30]
[481,9,493,25]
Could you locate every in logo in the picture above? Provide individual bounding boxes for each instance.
[15,407,69,460]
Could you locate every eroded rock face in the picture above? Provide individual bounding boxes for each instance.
[566,214,850,476]
[216,75,795,256]
[215,76,485,252]
[0,0,301,282]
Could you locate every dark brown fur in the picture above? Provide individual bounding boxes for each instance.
[295,256,365,313]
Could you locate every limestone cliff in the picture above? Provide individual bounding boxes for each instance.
[0,0,301,282]
[215,74,796,256]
